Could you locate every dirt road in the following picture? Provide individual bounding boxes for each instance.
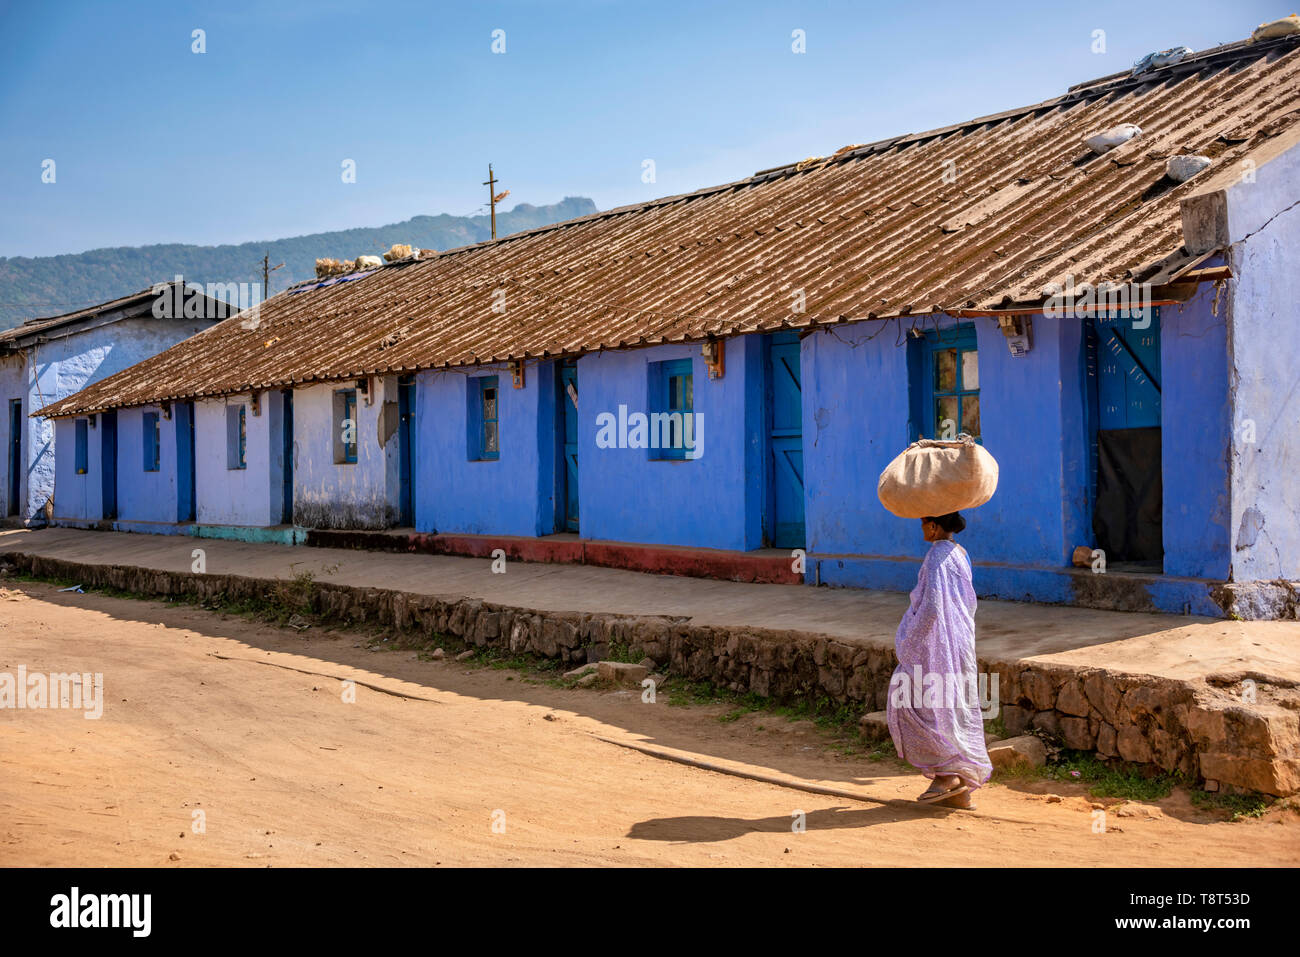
[1,581,1295,867]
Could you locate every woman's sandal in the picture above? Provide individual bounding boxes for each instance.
[936,790,976,810]
[916,779,969,804]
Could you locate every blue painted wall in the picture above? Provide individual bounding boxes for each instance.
[114,405,179,524]
[415,362,558,536]
[194,397,281,527]
[5,316,214,522]
[805,315,1085,595]
[52,415,102,522]
[1160,274,1231,579]
[575,336,764,551]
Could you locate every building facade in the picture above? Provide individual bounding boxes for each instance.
[1,284,224,525]
[33,38,1300,617]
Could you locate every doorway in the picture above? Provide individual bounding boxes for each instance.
[177,402,196,522]
[1088,311,1162,565]
[281,390,294,524]
[766,332,805,549]
[7,399,20,517]
[398,376,415,527]
[100,410,117,521]
[558,360,579,532]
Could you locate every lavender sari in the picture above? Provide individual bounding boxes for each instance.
[886,539,992,789]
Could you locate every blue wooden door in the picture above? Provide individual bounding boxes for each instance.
[1095,315,1160,429]
[768,332,805,548]
[100,411,117,521]
[398,376,415,526]
[7,400,20,517]
[559,361,579,532]
[176,402,196,522]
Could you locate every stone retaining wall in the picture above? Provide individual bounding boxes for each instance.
[4,550,1297,797]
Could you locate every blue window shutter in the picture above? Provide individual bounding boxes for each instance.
[918,324,981,441]
[480,376,499,460]
[344,391,357,463]
[654,358,694,460]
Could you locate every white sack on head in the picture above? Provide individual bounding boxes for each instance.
[877,434,999,519]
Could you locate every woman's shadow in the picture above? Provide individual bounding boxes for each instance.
[627,802,937,843]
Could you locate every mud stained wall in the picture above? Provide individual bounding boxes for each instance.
[52,415,102,522]
[574,336,762,552]
[292,380,397,530]
[114,405,179,524]
[1225,139,1300,583]
[195,397,278,527]
[415,362,557,537]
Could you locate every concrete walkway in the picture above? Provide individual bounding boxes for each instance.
[3,527,1298,684]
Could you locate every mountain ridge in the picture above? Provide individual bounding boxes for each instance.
[0,196,598,330]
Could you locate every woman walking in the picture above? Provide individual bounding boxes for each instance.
[886,511,992,809]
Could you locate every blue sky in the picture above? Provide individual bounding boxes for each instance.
[0,0,1282,257]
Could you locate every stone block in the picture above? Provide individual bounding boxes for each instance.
[988,735,1048,769]
[597,661,649,686]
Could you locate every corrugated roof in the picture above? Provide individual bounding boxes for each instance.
[37,35,1300,418]
[1,281,234,353]
[1,285,163,350]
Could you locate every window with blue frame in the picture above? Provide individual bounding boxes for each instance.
[74,419,88,474]
[226,404,246,470]
[143,412,160,471]
[651,358,694,459]
[333,389,358,464]
[912,325,980,441]
[472,376,499,460]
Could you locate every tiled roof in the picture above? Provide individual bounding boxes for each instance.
[37,35,1300,417]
